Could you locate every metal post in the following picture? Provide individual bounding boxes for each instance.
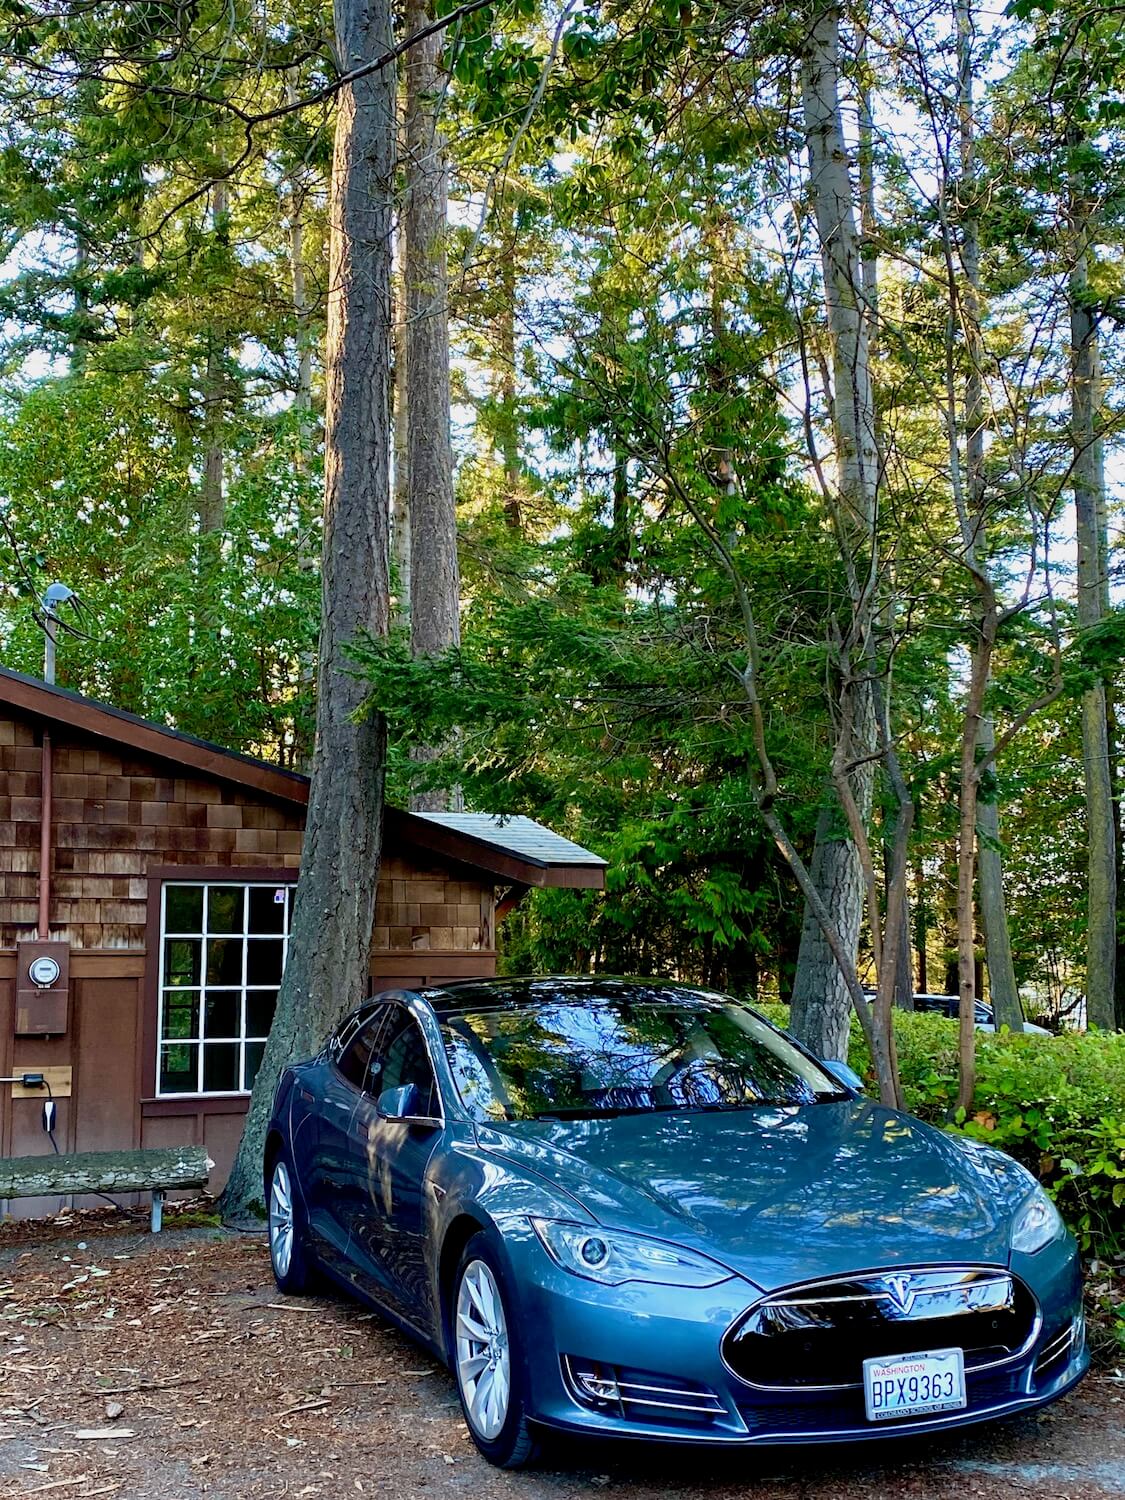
[44,614,57,686]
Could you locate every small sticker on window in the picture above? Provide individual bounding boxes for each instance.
[274,889,286,904]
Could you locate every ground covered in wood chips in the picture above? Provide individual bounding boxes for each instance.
[0,1206,1122,1500]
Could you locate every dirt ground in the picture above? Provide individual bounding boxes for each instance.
[0,1207,1121,1500]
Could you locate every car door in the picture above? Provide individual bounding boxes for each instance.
[306,1008,388,1272]
[345,1007,444,1332]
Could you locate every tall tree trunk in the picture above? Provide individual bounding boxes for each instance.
[976,716,1022,1029]
[403,0,460,813]
[1108,692,1125,1028]
[497,207,522,534]
[285,74,314,423]
[220,0,395,1220]
[392,213,412,629]
[955,0,1022,1035]
[885,829,914,1008]
[1070,189,1116,1030]
[282,98,319,771]
[792,3,879,1062]
[200,177,228,539]
[72,235,90,375]
[913,847,928,993]
[791,806,866,1061]
[185,174,230,739]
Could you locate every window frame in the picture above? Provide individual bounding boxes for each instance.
[154,876,295,1099]
[331,1005,390,1092]
[371,1008,444,1122]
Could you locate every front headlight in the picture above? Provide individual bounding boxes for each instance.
[1010,1186,1066,1254]
[530,1218,733,1287]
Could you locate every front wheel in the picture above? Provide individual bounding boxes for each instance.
[267,1154,312,1294]
[452,1236,538,1468]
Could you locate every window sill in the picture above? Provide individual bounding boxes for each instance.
[142,1094,251,1117]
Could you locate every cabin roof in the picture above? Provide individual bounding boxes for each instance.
[0,667,605,890]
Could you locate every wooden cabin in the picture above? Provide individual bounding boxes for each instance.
[0,668,605,1209]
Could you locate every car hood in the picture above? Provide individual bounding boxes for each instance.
[475,1100,1025,1292]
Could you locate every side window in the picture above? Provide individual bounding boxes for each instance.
[335,1011,386,1089]
[373,1012,440,1117]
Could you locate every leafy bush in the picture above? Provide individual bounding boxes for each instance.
[758,1005,1125,1263]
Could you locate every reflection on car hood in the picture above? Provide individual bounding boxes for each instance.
[475,1101,1025,1291]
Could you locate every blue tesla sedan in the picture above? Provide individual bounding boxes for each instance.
[264,977,1087,1467]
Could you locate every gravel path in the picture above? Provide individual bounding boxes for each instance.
[0,1213,1121,1500]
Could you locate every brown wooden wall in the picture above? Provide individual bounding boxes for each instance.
[0,703,498,1210]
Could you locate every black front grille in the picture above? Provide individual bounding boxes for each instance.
[723,1269,1037,1390]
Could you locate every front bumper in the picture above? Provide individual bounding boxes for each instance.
[502,1226,1089,1446]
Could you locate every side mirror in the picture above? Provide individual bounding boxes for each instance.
[821,1058,864,1093]
[377,1083,420,1120]
[376,1083,442,1128]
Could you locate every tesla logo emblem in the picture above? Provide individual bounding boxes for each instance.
[884,1275,916,1314]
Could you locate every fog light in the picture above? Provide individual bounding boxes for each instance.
[567,1358,620,1404]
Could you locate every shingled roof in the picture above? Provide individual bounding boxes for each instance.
[412,813,607,883]
[0,667,605,890]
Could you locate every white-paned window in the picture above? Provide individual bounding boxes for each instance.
[158,882,293,1096]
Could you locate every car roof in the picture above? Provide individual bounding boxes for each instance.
[417,975,736,1019]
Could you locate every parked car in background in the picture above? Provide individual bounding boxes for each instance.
[911,993,1053,1036]
[265,977,1086,1467]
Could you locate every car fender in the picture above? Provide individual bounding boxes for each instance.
[429,1141,597,1362]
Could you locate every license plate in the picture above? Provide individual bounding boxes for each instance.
[863,1347,966,1422]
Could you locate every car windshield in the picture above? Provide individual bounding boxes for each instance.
[440,997,848,1122]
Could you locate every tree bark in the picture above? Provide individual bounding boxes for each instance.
[0,1147,209,1198]
[1109,690,1125,1029]
[976,715,1022,1030]
[914,848,928,993]
[200,177,228,539]
[284,74,315,424]
[284,88,319,772]
[955,0,1022,1036]
[497,208,523,534]
[403,0,461,813]
[792,3,879,1063]
[393,213,412,629]
[791,806,865,1061]
[1070,203,1116,1030]
[220,0,395,1221]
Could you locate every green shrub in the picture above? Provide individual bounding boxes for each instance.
[756,1004,1125,1262]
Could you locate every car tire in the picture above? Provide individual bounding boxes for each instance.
[266,1151,313,1295]
[451,1234,538,1469]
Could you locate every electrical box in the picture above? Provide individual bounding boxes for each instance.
[15,940,70,1036]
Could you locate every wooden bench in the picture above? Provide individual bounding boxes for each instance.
[0,1146,210,1231]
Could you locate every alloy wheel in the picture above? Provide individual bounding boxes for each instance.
[269,1159,294,1279]
[456,1258,510,1441]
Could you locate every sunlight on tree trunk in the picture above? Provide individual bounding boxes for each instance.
[404,0,461,814]
[1070,179,1116,1031]
[792,1,878,1065]
[220,0,395,1221]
